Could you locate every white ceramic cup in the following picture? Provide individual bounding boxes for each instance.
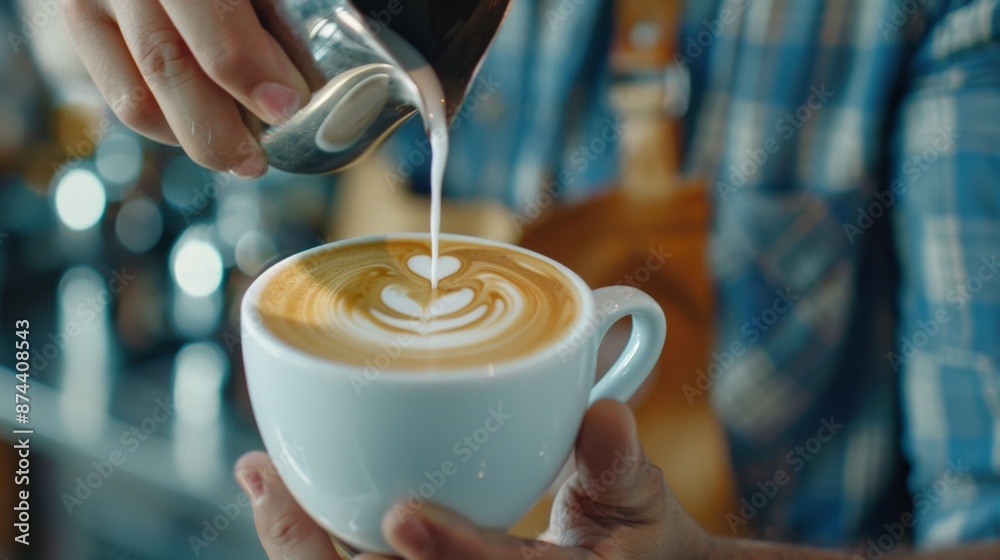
[241,233,667,554]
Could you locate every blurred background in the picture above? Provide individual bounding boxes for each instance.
[0,1,738,558]
[0,2,338,558]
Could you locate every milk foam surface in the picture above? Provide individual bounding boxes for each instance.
[260,238,581,370]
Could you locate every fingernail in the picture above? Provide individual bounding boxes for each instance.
[394,516,431,553]
[237,470,266,504]
[229,151,267,179]
[252,82,302,125]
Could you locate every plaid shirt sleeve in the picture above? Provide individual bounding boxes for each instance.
[893,0,1000,547]
[688,0,1000,549]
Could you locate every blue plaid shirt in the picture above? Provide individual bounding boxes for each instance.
[391,0,1000,550]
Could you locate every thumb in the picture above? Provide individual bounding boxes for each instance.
[570,399,663,515]
[235,451,339,559]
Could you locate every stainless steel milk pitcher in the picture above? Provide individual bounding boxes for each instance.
[247,0,510,174]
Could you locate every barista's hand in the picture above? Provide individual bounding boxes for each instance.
[235,400,709,560]
[64,0,310,177]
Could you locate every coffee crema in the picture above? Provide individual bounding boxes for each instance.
[260,238,581,370]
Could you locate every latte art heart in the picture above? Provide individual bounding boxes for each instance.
[407,255,461,283]
[261,238,580,370]
[373,285,488,336]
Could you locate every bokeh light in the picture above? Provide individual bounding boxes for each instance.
[172,342,228,489]
[172,342,228,426]
[170,237,224,297]
[57,267,112,443]
[54,168,106,231]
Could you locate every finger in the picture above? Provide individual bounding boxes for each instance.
[111,0,267,177]
[235,451,339,560]
[64,0,177,145]
[381,503,590,560]
[159,0,310,125]
[568,399,664,516]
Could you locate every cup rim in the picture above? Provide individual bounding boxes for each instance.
[241,232,597,378]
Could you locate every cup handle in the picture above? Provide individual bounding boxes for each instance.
[588,287,667,405]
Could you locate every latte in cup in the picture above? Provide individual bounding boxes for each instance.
[259,237,582,370]
[242,233,666,553]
